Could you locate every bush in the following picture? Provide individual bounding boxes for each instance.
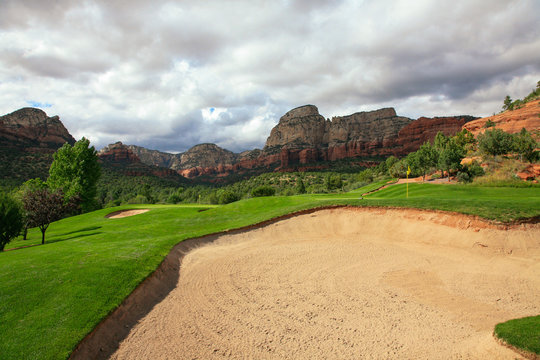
[167,194,182,204]
[0,192,24,251]
[218,190,239,204]
[251,186,276,197]
[478,129,514,156]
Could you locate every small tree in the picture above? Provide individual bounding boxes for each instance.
[478,128,514,156]
[23,188,68,245]
[416,142,438,181]
[295,178,306,194]
[438,139,465,181]
[503,95,513,111]
[0,193,24,251]
[513,128,539,162]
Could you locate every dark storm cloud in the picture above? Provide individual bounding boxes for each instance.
[1,0,539,152]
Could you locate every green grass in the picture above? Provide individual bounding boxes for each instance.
[494,315,540,355]
[1,184,539,359]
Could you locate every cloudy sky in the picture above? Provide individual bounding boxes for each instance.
[1,0,539,153]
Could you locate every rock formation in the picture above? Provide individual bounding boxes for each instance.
[0,107,75,150]
[463,99,540,135]
[97,142,185,180]
[0,108,76,182]
[120,105,478,181]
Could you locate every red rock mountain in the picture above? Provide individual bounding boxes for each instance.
[97,142,185,179]
[0,107,75,150]
[0,108,76,182]
[115,105,477,181]
[463,99,540,135]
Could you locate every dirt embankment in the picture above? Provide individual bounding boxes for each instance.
[71,207,540,360]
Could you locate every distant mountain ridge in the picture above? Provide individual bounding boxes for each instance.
[8,100,538,185]
[111,105,477,181]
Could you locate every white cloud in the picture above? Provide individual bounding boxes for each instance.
[1,0,539,153]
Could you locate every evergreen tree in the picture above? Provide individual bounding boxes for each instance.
[295,177,306,194]
[416,142,438,181]
[513,128,539,162]
[503,95,513,111]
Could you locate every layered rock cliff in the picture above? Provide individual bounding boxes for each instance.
[0,107,75,150]
[98,142,186,179]
[0,108,76,182]
[123,105,477,181]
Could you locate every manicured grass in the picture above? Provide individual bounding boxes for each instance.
[0,184,539,359]
[348,178,396,194]
[494,315,540,355]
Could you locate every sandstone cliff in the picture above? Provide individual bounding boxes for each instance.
[98,142,185,179]
[0,107,75,150]
[463,99,540,135]
[0,108,76,183]
[121,104,479,181]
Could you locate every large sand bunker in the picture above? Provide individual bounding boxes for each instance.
[74,208,540,359]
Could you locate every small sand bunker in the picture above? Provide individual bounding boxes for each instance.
[105,209,150,219]
[74,208,540,360]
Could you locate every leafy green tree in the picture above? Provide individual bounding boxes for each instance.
[0,192,24,251]
[477,128,514,156]
[438,139,465,181]
[22,188,69,245]
[416,142,438,181]
[513,128,539,162]
[47,138,101,212]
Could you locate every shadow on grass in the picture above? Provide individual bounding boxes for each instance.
[57,226,102,236]
[47,232,102,244]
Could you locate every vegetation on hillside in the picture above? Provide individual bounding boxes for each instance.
[502,80,540,111]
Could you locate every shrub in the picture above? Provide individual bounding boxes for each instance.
[251,186,276,197]
[218,190,239,204]
[478,129,514,156]
[0,192,24,251]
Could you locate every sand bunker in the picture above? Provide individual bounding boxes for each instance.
[74,208,540,359]
[105,209,150,219]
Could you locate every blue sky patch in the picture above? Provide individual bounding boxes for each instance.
[26,100,52,108]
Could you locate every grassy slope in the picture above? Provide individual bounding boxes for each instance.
[1,184,539,359]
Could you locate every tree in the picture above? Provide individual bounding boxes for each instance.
[438,139,465,182]
[325,174,343,191]
[47,138,101,213]
[23,188,68,245]
[503,95,513,111]
[295,177,306,194]
[416,142,438,181]
[0,193,24,251]
[14,178,48,240]
[513,128,539,162]
[478,128,514,156]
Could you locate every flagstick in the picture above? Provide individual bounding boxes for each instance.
[406,172,409,198]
